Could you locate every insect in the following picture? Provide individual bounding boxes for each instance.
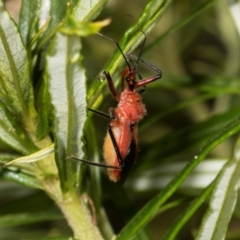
[69,31,162,183]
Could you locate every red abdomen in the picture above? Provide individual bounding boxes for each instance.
[103,122,133,182]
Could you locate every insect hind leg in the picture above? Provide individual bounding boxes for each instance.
[67,156,122,169]
[67,124,124,170]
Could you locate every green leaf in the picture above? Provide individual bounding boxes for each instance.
[38,0,110,47]
[31,238,74,240]
[0,169,42,189]
[145,0,218,52]
[19,0,40,46]
[0,1,36,122]
[36,76,51,140]
[74,0,108,22]
[116,117,240,239]
[162,183,215,240]
[0,101,38,155]
[142,106,240,165]
[195,138,240,240]
[129,159,227,192]
[0,190,55,215]
[59,17,111,36]
[6,144,54,165]
[46,33,87,191]
[0,212,62,227]
[37,0,70,50]
[140,92,219,131]
[0,153,21,163]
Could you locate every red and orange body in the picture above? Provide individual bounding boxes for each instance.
[101,56,162,183]
[104,90,146,181]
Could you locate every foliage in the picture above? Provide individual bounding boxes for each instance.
[0,0,240,239]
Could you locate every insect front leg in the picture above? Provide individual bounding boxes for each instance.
[102,71,118,98]
[137,86,146,94]
[126,54,162,89]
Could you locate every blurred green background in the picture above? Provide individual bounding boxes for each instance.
[1,0,240,239]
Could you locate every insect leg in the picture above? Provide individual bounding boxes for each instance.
[127,54,162,88]
[88,108,111,119]
[88,106,116,120]
[137,86,146,94]
[127,55,146,93]
[68,115,123,169]
[135,74,162,88]
[127,54,162,76]
[107,125,124,167]
[135,32,147,68]
[102,71,118,98]
[68,156,122,169]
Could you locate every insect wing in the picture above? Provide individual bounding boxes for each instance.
[120,136,137,184]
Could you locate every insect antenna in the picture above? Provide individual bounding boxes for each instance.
[117,13,147,72]
[97,32,131,70]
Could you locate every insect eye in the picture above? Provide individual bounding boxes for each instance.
[126,77,130,82]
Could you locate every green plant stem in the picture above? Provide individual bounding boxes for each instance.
[59,191,104,240]
[30,125,103,239]
[35,156,104,240]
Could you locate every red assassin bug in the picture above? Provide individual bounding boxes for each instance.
[69,32,162,183]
